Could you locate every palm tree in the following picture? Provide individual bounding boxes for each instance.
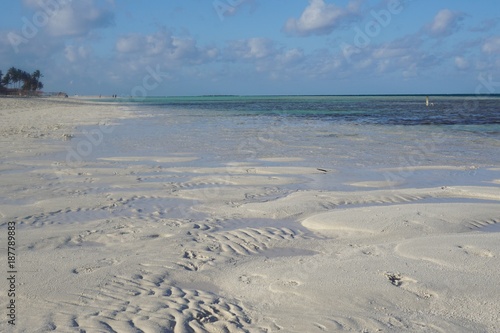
[22,70,43,92]
[21,72,31,91]
[16,68,27,90]
[0,70,4,94]
[2,67,15,88]
[6,67,24,90]
[30,70,43,91]
[32,69,42,80]
[1,67,44,93]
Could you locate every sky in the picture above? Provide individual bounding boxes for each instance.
[0,0,499,96]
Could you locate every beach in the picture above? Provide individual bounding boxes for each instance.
[1,96,499,332]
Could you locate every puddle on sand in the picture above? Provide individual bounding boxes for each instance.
[480,223,500,233]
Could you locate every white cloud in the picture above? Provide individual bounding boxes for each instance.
[115,29,218,69]
[454,56,469,70]
[283,0,360,36]
[206,47,219,59]
[276,48,304,65]
[333,33,449,80]
[116,30,168,55]
[220,38,308,79]
[482,36,500,54]
[226,38,277,60]
[64,45,91,62]
[372,47,407,59]
[116,30,181,57]
[169,38,198,60]
[426,9,464,37]
[213,0,256,19]
[116,34,147,53]
[246,38,275,58]
[23,0,115,37]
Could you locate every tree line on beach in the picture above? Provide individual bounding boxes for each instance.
[0,67,44,95]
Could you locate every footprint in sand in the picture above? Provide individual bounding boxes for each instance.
[238,274,266,285]
[177,250,216,271]
[384,272,434,299]
[269,279,302,294]
[72,258,120,275]
[457,245,494,258]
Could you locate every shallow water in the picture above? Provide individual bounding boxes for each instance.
[480,223,500,233]
[62,95,500,193]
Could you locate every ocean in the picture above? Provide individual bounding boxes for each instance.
[105,94,500,126]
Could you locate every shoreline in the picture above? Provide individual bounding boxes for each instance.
[0,98,499,332]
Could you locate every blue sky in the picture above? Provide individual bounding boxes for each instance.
[1,0,499,95]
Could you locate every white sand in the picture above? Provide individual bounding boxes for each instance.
[1,97,499,332]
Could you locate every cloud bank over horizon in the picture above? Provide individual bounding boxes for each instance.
[1,0,499,96]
